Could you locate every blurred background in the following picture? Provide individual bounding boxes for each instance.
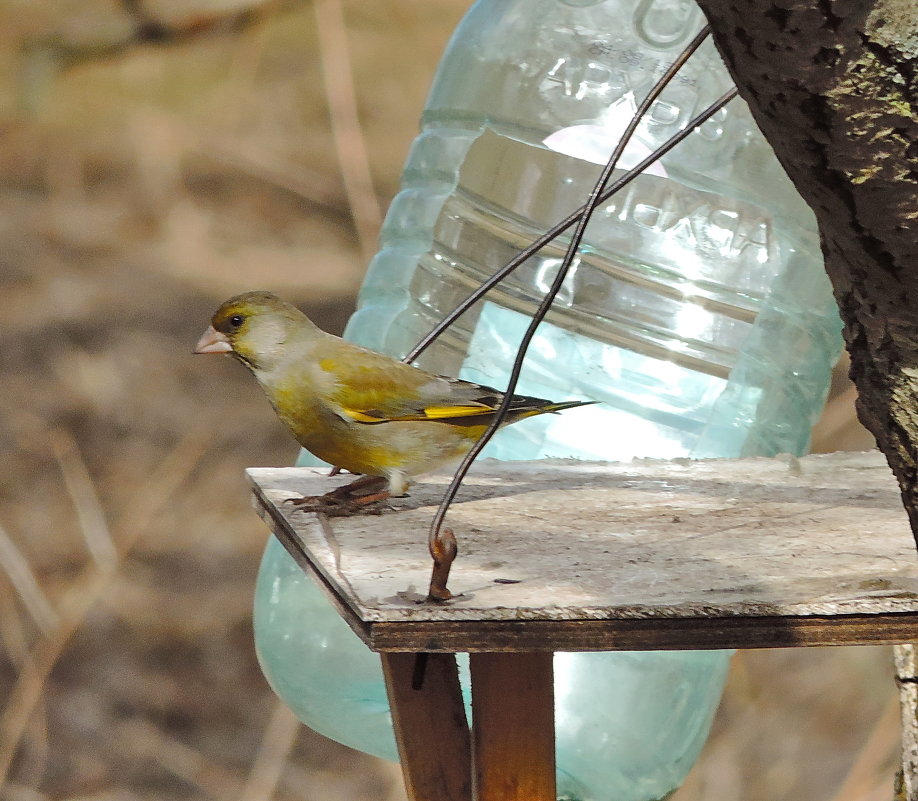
[0,1,895,800]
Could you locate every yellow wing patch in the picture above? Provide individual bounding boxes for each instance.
[341,404,494,425]
[418,405,494,420]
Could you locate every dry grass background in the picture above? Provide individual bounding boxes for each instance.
[0,1,899,800]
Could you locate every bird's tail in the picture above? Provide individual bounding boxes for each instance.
[512,398,599,420]
[547,399,599,414]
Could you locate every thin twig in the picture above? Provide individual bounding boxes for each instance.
[0,524,57,636]
[217,0,277,134]
[824,692,899,801]
[238,700,301,801]
[197,138,346,214]
[0,592,33,669]
[50,427,117,570]
[116,716,243,798]
[0,433,211,787]
[313,0,382,261]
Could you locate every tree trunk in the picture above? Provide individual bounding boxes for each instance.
[691,0,918,540]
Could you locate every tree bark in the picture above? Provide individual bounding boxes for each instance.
[691,0,918,540]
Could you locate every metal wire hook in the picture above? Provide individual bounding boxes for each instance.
[405,24,718,367]
[420,25,744,600]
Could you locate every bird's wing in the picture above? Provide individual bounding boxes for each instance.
[316,341,506,425]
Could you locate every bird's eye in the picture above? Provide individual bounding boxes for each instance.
[229,314,245,328]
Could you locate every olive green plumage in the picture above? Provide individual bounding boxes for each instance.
[195,291,593,495]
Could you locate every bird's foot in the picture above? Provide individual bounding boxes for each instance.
[285,492,391,516]
[286,474,392,517]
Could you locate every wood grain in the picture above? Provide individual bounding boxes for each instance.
[381,652,471,801]
[470,652,555,801]
[248,451,918,651]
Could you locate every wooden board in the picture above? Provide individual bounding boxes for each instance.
[381,652,471,801]
[470,652,555,801]
[247,451,918,651]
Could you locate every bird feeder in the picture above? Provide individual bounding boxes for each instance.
[248,450,918,801]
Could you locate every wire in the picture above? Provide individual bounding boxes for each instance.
[423,26,741,554]
[405,27,725,366]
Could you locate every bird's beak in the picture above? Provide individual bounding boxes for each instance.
[193,325,233,354]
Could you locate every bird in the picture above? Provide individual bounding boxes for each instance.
[194,291,595,513]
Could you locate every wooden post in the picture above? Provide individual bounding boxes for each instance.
[470,652,555,801]
[381,652,472,801]
[895,644,918,801]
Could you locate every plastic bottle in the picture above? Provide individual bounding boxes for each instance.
[254,1,842,799]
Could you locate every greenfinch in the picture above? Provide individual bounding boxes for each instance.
[194,291,593,510]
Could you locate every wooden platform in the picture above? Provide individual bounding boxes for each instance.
[247,450,918,653]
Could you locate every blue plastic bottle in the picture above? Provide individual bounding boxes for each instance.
[254,2,842,799]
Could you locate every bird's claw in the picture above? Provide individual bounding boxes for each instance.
[284,490,390,517]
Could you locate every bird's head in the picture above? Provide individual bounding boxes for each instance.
[194,291,314,372]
